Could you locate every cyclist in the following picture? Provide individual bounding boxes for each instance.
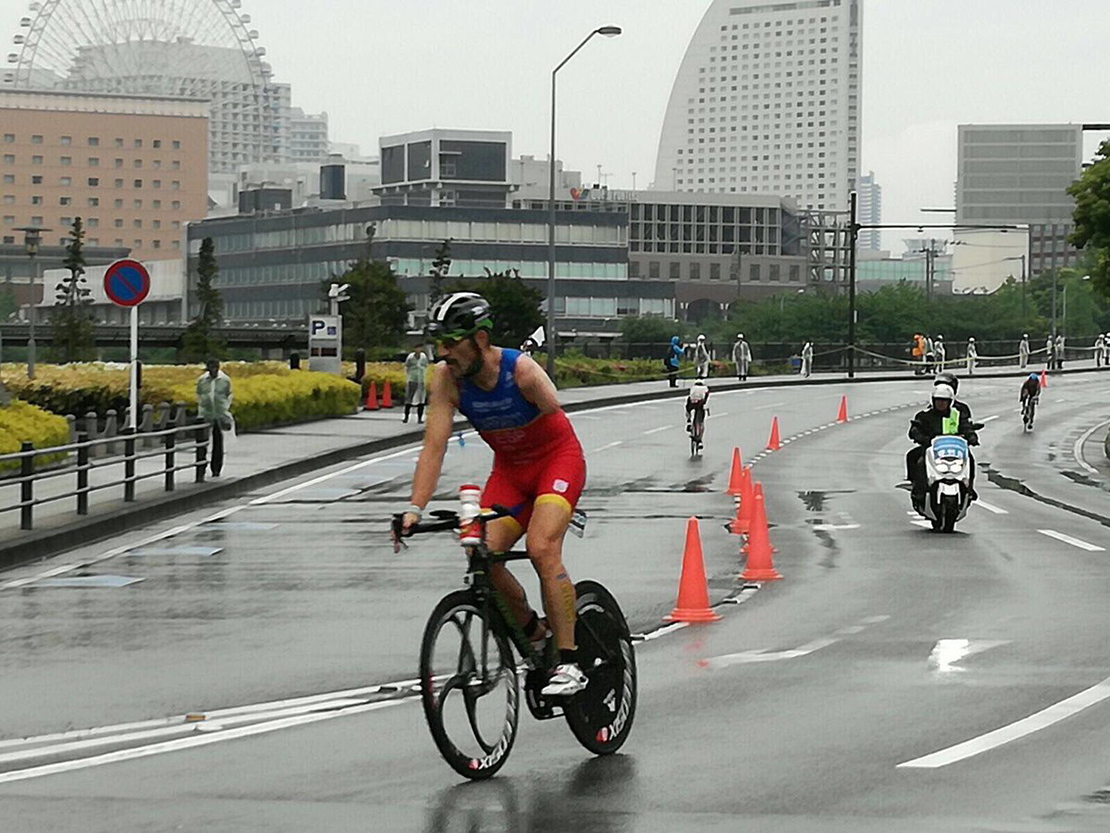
[1020,372,1041,426]
[400,293,589,696]
[685,377,710,438]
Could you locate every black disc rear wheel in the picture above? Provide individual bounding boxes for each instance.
[419,590,520,780]
[563,580,637,756]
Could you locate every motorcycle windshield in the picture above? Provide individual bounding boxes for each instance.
[932,436,969,459]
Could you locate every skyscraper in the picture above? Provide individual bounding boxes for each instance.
[653,0,862,212]
[857,170,881,250]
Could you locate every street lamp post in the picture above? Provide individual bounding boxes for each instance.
[846,192,859,379]
[15,226,49,380]
[547,25,622,380]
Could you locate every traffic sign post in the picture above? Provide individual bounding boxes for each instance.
[104,259,151,430]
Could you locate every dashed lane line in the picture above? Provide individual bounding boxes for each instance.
[591,441,624,453]
[974,500,1009,515]
[1037,529,1105,552]
[642,425,672,436]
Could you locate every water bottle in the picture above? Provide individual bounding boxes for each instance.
[458,484,482,545]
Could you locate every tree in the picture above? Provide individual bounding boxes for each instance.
[51,217,95,362]
[179,237,226,361]
[428,238,453,307]
[329,225,411,352]
[619,315,683,346]
[446,269,543,347]
[0,286,16,321]
[1068,138,1110,300]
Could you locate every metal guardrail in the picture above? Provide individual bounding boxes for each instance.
[0,420,211,531]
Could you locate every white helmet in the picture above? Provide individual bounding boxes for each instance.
[968,337,975,342]
[936,334,943,340]
[697,334,706,342]
[932,383,956,401]
[737,333,744,340]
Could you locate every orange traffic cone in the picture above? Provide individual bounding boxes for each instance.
[729,465,754,535]
[726,447,744,496]
[364,382,379,411]
[1039,369,1047,389]
[742,483,778,554]
[382,380,394,409]
[767,416,781,451]
[664,517,721,623]
[837,395,848,424]
[740,487,782,581]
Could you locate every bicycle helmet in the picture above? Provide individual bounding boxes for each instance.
[425,292,493,342]
[934,371,960,395]
[1029,373,1040,382]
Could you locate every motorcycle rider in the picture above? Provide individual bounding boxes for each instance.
[907,383,979,508]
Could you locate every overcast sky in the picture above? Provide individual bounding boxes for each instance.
[3,0,1108,250]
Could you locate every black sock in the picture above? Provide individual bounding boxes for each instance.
[559,648,578,665]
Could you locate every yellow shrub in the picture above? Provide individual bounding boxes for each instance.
[170,371,361,431]
[0,400,70,472]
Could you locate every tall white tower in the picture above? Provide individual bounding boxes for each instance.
[857,170,881,250]
[653,0,861,212]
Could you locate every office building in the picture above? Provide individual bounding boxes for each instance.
[0,88,209,264]
[955,124,1088,280]
[857,170,881,250]
[375,129,515,208]
[653,0,862,211]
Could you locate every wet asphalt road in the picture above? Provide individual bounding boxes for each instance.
[2,373,1110,831]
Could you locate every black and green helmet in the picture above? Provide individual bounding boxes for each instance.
[425,292,493,342]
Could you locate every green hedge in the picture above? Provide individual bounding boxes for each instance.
[0,401,70,472]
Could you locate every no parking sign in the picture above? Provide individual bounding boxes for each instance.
[103,259,151,307]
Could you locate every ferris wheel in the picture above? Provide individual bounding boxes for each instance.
[5,0,271,92]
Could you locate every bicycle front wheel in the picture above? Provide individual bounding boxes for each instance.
[420,590,520,780]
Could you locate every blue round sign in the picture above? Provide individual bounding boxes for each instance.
[103,259,151,307]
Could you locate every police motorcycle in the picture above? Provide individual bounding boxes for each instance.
[917,434,976,533]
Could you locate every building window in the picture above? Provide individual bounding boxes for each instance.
[171,181,180,190]
[171,161,180,170]
[134,179,142,188]
[1,196,13,205]
[114,138,124,148]
[133,200,142,209]
[114,199,123,208]
[750,263,761,281]
[134,139,143,149]
[153,140,162,149]
[172,240,180,250]
[31,175,42,184]
[669,262,681,279]
[2,155,13,164]
[152,220,161,229]
[60,177,71,186]
[172,201,180,209]
[114,159,123,168]
[710,263,722,280]
[2,134,13,143]
[31,135,43,144]
[31,216,43,225]
[133,219,142,228]
[88,157,100,167]
[115,179,123,188]
[88,197,99,207]
[61,136,72,146]
[60,156,71,166]
[152,180,161,189]
[133,159,142,168]
[32,155,43,165]
[88,177,99,187]
[60,196,71,206]
[153,200,161,209]
[133,239,142,248]
[2,215,13,224]
[152,239,161,249]
[172,141,181,150]
[649,261,661,279]
[690,262,701,280]
[88,218,98,227]
[31,195,42,205]
[1,175,11,185]
[88,137,100,147]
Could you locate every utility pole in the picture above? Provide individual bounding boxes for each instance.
[847,191,859,379]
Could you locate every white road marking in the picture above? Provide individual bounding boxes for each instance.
[1074,419,1110,476]
[0,699,409,785]
[928,639,1009,674]
[704,615,888,668]
[642,425,672,436]
[981,414,1000,423]
[1037,529,1105,552]
[898,673,1110,769]
[974,500,1008,515]
[592,441,624,453]
[574,414,601,421]
[811,523,861,531]
[911,520,933,528]
[752,401,786,411]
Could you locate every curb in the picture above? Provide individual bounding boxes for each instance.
[4,363,1106,572]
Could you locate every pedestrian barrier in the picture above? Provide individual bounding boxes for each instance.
[740,485,782,582]
[767,416,781,451]
[0,420,211,531]
[663,517,721,623]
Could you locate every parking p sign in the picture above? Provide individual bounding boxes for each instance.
[308,314,342,375]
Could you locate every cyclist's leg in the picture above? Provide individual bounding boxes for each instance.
[480,468,534,633]
[527,451,586,656]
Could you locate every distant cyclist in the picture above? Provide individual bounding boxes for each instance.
[400,292,589,697]
[1020,372,1040,427]
[685,377,710,438]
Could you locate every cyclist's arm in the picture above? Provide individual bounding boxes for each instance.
[407,364,457,516]
[514,353,563,415]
